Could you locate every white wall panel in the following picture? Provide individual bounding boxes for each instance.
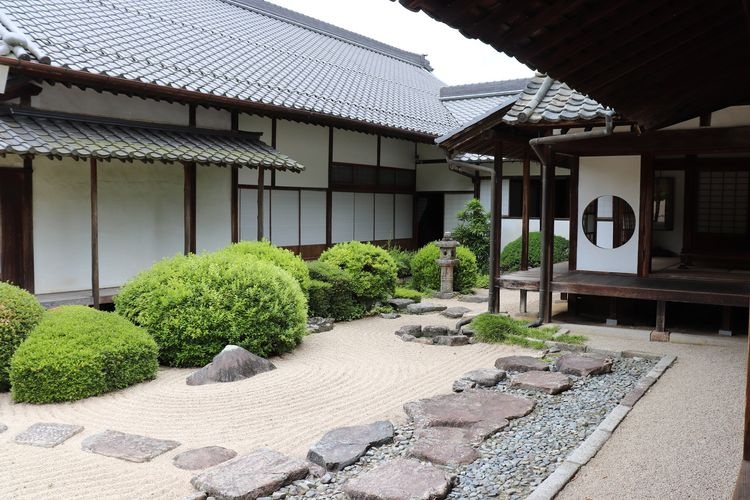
[354,193,375,241]
[196,166,231,252]
[274,120,329,188]
[332,192,354,243]
[240,188,270,241]
[395,194,413,239]
[374,194,395,240]
[710,105,750,127]
[271,190,300,247]
[381,137,415,169]
[417,143,445,161]
[301,190,327,245]
[196,106,231,130]
[444,193,474,233]
[238,113,273,143]
[333,129,377,165]
[1,154,23,168]
[416,163,473,191]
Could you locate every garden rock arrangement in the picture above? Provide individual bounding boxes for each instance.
[186,345,276,386]
[343,458,454,499]
[307,317,335,334]
[495,355,550,373]
[453,368,506,393]
[406,303,448,315]
[510,370,573,395]
[387,298,414,310]
[394,324,473,347]
[555,354,613,377]
[307,421,394,471]
[440,306,471,319]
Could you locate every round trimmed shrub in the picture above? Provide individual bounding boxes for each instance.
[9,306,158,403]
[220,240,310,293]
[411,243,479,294]
[0,282,44,391]
[501,232,569,273]
[306,260,365,321]
[318,242,397,302]
[115,252,307,367]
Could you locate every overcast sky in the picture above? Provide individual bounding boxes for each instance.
[266,0,534,86]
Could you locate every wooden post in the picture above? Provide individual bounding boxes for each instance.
[720,306,733,336]
[472,172,481,199]
[488,139,503,314]
[650,300,670,342]
[568,156,579,271]
[539,147,555,323]
[90,158,99,309]
[638,153,654,276]
[257,167,265,241]
[520,152,531,314]
[183,163,196,254]
[21,157,34,292]
[231,166,239,242]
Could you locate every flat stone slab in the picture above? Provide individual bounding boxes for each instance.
[434,335,470,346]
[307,420,394,471]
[343,458,453,500]
[395,325,421,337]
[191,449,308,500]
[173,446,238,470]
[81,430,180,463]
[458,294,488,303]
[187,345,276,386]
[388,298,415,310]
[457,368,506,387]
[404,390,534,442]
[511,370,573,395]
[441,306,471,319]
[406,303,447,314]
[555,354,613,377]
[409,427,480,466]
[495,355,549,372]
[422,325,450,337]
[15,422,83,448]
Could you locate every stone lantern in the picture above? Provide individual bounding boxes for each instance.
[435,232,459,299]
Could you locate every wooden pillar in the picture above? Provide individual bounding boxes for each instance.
[521,152,531,271]
[231,167,239,242]
[257,167,265,241]
[638,153,655,276]
[472,172,481,199]
[183,163,197,254]
[90,158,100,309]
[606,297,618,326]
[539,147,555,323]
[21,157,34,292]
[720,306,733,336]
[488,139,503,314]
[650,300,670,341]
[568,156,579,271]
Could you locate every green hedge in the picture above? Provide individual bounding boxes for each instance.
[411,243,479,294]
[220,240,310,293]
[386,245,414,279]
[307,261,365,321]
[393,287,422,302]
[0,282,45,392]
[115,252,307,367]
[318,242,397,302]
[452,199,491,272]
[10,306,158,403]
[501,232,569,273]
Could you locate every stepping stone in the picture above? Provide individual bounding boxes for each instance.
[422,325,449,337]
[452,378,477,392]
[81,430,180,463]
[187,345,275,386]
[434,335,470,346]
[404,390,534,442]
[460,324,476,337]
[458,294,488,303]
[343,458,453,500]
[555,354,613,377]
[495,355,549,372]
[191,449,308,500]
[456,368,506,388]
[441,306,471,319]
[409,427,480,466]
[395,325,421,337]
[15,422,83,448]
[307,317,334,334]
[510,370,573,395]
[307,420,393,471]
[406,302,447,314]
[379,312,400,319]
[173,446,238,470]
[388,298,415,310]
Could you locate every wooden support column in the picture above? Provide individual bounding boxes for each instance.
[650,300,670,342]
[519,152,531,314]
[231,167,239,242]
[638,153,655,276]
[90,158,100,309]
[539,147,555,323]
[183,162,196,254]
[568,156,579,271]
[21,157,34,292]
[720,306,733,336]
[257,167,265,241]
[606,297,618,326]
[488,139,503,314]
[472,172,481,199]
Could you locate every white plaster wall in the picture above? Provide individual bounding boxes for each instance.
[710,106,750,127]
[33,158,91,293]
[417,143,445,161]
[395,194,413,239]
[333,129,378,165]
[381,137,415,169]
[354,193,375,241]
[98,161,183,288]
[274,120,329,188]
[239,188,270,241]
[332,191,354,243]
[195,106,231,130]
[578,156,641,274]
[444,193,474,232]
[270,190,300,247]
[1,154,23,168]
[300,190,326,245]
[32,84,188,126]
[238,113,273,143]
[652,170,685,255]
[416,163,473,191]
[374,193,395,240]
[196,166,231,252]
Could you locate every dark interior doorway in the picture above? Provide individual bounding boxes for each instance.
[0,168,32,290]
[415,192,444,248]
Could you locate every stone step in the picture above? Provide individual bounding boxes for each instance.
[81,430,180,463]
[307,420,394,471]
[343,458,454,500]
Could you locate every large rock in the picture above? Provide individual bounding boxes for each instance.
[81,430,180,462]
[191,449,308,500]
[307,317,334,334]
[173,446,238,470]
[441,306,471,319]
[433,335,470,346]
[406,303,448,314]
[404,390,534,442]
[186,345,275,386]
[510,370,573,395]
[15,422,83,448]
[343,458,453,500]
[395,325,422,338]
[555,354,613,377]
[422,325,450,337]
[494,355,549,372]
[457,368,506,388]
[409,427,480,466]
[388,298,415,310]
[307,420,394,471]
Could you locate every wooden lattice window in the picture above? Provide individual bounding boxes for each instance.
[696,170,749,235]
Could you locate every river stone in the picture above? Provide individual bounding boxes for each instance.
[173,446,238,470]
[379,312,400,319]
[404,390,534,442]
[307,317,334,334]
[422,325,449,337]
[187,345,275,386]
[510,370,573,395]
[494,355,549,372]
[458,368,506,387]
[15,422,83,448]
[441,306,471,319]
[388,298,415,310]
[434,335,470,346]
[307,420,393,471]
[191,449,308,500]
[343,458,453,500]
[395,325,422,337]
[458,294,488,303]
[406,303,448,314]
[400,334,416,342]
[409,427,480,465]
[81,430,180,462]
[555,354,613,377]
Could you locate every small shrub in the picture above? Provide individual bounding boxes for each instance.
[220,240,310,293]
[10,306,158,403]
[501,232,569,273]
[319,242,397,302]
[307,261,365,321]
[452,199,490,272]
[471,313,584,349]
[411,243,479,294]
[475,274,490,289]
[393,287,422,302]
[0,282,44,391]
[385,243,415,279]
[115,252,307,367]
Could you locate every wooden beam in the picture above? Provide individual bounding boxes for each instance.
[183,162,197,254]
[568,156,579,271]
[521,153,530,271]
[257,167,265,241]
[488,139,503,313]
[90,158,99,309]
[21,157,34,292]
[638,153,654,277]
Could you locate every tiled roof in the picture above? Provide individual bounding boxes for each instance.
[440,79,530,99]
[0,107,303,170]
[441,78,528,125]
[0,0,459,135]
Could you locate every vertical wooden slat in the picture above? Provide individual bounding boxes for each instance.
[473,172,481,199]
[568,156,579,271]
[183,162,196,254]
[539,147,555,323]
[188,104,196,127]
[231,166,239,242]
[90,158,99,309]
[257,167,265,241]
[521,152,531,271]
[655,300,666,332]
[488,139,503,314]
[326,127,333,246]
[638,152,655,276]
[22,157,34,292]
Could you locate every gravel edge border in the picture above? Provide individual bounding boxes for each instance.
[525,350,677,500]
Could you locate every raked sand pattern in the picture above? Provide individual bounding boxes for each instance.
[1,292,539,499]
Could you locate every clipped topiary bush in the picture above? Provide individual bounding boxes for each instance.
[411,243,479,294]
[220,240,310,293]
[393,287,422,302]
[501,232,569,273]
[318,241,398,302]
[10,306,158,403]
[0,282,44,392]
[452,199,491,272]
[115,252,307,367]
[307,261,365,321]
